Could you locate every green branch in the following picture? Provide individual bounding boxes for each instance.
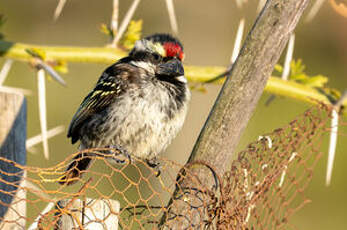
[0,41,127,63]
[1,40,346,116]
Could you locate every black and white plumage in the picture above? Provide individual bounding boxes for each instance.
[60,34,190,185]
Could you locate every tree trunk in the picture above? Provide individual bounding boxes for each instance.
[160,0,310,228]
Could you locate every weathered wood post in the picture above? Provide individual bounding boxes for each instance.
[0,91,27,229]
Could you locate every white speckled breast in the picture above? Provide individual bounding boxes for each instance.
[80,77,190,160]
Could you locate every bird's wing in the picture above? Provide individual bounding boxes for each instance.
[67,61,134,144]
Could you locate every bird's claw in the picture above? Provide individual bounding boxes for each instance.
[107,145,133,165]
[146,159,161,177]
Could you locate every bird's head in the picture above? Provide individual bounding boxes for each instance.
[129,33,186,83]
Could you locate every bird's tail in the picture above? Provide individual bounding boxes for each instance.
[58,153,93,185]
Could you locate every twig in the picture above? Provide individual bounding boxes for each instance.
[113,0,141,44]
[326,109,338,186]
[111,0,119,47]
[326,90,347,186]
[235,0,247,9]
[37,69,49,160]
[0,59,13,85]
[305,0,325,22]
[165,0,179,35]
[28,202,55,230]
[35,58,66,86]
[1,41,346,116]
[26,125,65,149]
[231,18,245,64]
[0,86,32,95]
[279,152,297,187]
[265,33,295,105]
[282,34,295,81]
[53,0,67,21]
[204,18,245,83]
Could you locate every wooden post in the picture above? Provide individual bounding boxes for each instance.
[55,198,120,230]
[0,91,27,229]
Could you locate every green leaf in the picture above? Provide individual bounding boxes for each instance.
[320,87,341,103]
[289,73,307,81]
[299,75,328,87]
[53,60,68,74]
[120,20,143,50]
[25,48,46,60]
[190,83,207,93]
[100,23,113,38]
[290,59,306,77]
[274,64,283,74]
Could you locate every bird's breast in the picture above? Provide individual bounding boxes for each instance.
[83,81,190,159]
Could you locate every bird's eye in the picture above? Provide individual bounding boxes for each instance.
[152,53,162,62]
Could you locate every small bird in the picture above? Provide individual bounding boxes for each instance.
[60,34,190,185]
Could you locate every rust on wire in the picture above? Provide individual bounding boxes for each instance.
[0,105,344,229]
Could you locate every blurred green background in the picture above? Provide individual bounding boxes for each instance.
[1,0,347,229]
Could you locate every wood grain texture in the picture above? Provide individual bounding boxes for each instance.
[0,91,27,229]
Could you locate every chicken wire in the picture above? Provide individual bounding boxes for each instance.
[0,104,344,230]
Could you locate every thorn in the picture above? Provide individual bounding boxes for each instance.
[35,58,66,86]
[282,34,295,81]
[230,18,245,64]
[235,0,244,9]
[245,204,255,223]
[279,152,297,187]
[53,0,67,21]
[0,86,32,95]
[305,0,326,22]
[165,0,179,35]
[0,59,13,86]
[27,146,38,154]
[113,0,141,45]
[37,69,50,160]
[27,202,55,230]
[26,126,65,149]
[326,109,338,186]
[110,0,119,47]
[325,90,346,186]
[265,33,295,106]
[243,168,248,192]
[204,18,245,84]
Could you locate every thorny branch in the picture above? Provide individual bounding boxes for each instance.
[0,41,346,115]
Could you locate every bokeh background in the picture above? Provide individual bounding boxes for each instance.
[1,0,347,229]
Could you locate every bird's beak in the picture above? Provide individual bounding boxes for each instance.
[156,58,184,77]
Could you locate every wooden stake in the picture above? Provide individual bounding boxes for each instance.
[0,91,27,229]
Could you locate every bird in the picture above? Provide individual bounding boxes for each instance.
[59,33,190,185]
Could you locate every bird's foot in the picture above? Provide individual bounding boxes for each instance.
[146,158,161,177]
[106,145,133,165]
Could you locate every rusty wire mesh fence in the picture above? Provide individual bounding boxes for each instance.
[0,104,345,229]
